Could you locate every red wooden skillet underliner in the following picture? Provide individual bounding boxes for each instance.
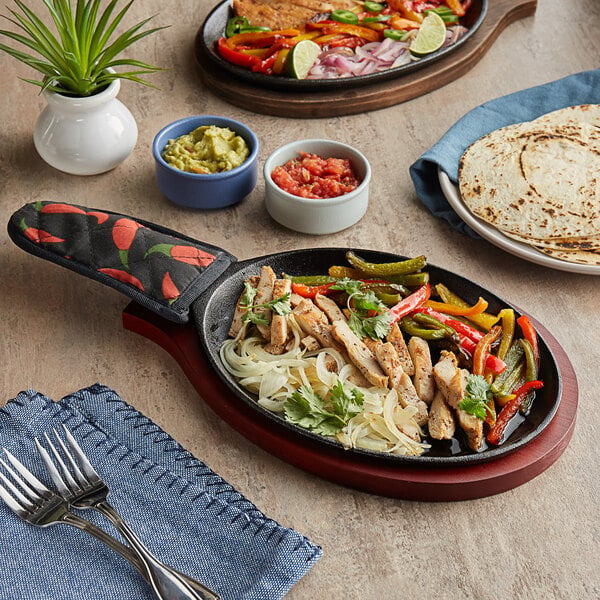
[123,301,576,501]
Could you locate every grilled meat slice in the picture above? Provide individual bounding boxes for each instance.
[386,322,415,376]
[293,298,342,351]
[408,336,436,405]
[253,265,277,340]
[433,351,484,451]
[428,390,456,440]
[266,278,292,354]
[374,342,428,426]
[331,319,389,388]
[314,292,346,323]
[229,275,259,338]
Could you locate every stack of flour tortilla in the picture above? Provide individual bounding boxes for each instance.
[458,104,600,266]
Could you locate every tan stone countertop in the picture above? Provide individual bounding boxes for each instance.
[1,1,598,598]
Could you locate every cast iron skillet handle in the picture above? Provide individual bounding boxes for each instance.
[7,201,237,325]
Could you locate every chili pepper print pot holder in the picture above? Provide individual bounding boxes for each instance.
[7,202,236,323]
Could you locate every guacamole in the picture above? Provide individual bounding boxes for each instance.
[162,125,250,174]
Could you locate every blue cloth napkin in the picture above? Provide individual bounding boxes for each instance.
[409,68,600,237]
[0,384,322,600]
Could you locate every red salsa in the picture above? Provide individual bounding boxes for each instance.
[271,152,361,199]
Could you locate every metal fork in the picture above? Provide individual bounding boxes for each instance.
[0,448,216,598]
[35,425,220,600]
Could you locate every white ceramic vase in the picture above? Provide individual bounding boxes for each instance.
[33,76,138,176]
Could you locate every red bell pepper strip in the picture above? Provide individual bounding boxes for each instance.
[388,283,430,323]
[459,335,506,375]
[417,306,483,342]
[517,314,539,367]
[291,281,336,298]
[217,37,277,74]
[487,380,544,445]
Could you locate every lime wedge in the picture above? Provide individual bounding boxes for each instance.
[409,12,446,57]
[286,40,321,79]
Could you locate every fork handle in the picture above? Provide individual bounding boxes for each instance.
[93,500,220,600]
[62,512,216,598]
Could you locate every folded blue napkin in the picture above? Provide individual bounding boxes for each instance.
[0,384,322,600]
[409,68,600,236]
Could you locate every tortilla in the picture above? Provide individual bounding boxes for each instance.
[458,104,600,265]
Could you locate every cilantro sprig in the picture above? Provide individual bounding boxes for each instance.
[330,278,392,340]
[283,381,364,436]
[239,283,291,326]
[458,374,494,420]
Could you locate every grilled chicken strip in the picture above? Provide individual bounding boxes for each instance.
[229,275,259,338]
[374,342,428,426]
[314,293,347,323]
[386,322,415,376]
[428,390,456,440]
[433,351,484,451]
[331,320,388,388]
[265,278,292,355]
[408,336,436,405]
[253,265,277,340]
[454,369,484,452]
[293,298,343,352]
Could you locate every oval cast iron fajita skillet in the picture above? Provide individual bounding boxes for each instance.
[196,0,488,92]
[7,204,561,468]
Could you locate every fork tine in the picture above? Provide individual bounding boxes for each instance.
[0,475,26,515]
[50,429,89,488]
[60,424,102,484]
[2,449,52,499]
[35,438,74,498]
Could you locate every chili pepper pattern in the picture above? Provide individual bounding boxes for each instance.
[161,272,180,303]
[112,218,144,269]
[145,243,216,267]
[19,218,65,243]
[34,201,110,224]
[98,268,145,290]
[9,201,230,319]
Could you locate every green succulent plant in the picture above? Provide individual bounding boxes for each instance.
[0,0,166,97]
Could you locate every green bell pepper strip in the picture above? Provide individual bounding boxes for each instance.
[286,275,340,286]
[412,312,459,340]
[518,338,538,413]
[400,316,450,340]
[345,251,427,277]
[487,380,544,445]
[490,341,524,394]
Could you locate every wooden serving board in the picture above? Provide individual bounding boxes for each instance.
[122,300,577,501]
[194,0,537,118]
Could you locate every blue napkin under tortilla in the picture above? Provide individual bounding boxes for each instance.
[0,384,321,600]
[409,68,600,237]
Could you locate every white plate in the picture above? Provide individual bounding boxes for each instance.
[438,168,600,276]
